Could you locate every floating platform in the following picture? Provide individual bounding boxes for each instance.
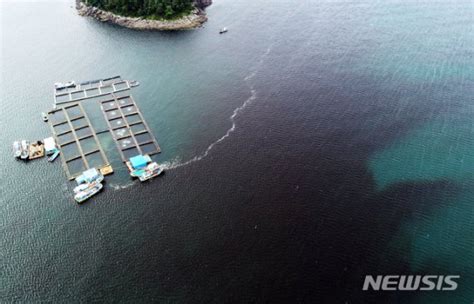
[48,102,110,180]
[99,94,161,162]
[54,76,135,105]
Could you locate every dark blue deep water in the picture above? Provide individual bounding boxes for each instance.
[1,0,473,303]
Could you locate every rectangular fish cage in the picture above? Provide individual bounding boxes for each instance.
[99,95,161,162]
[48,103,110,180]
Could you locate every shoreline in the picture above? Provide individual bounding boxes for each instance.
[76,1,209,31]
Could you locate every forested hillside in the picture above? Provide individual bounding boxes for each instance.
[83,0,195,19]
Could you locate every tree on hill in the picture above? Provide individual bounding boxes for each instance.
[84,0,195,19]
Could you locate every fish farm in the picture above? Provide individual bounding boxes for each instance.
[99,95,161,161]
[12,76,164,203]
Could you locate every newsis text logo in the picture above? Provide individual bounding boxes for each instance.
[363,275,460,291]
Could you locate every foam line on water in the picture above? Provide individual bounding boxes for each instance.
[162,50,269,170]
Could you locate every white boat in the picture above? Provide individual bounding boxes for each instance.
[74,182,93,194]
[54,81,76,90]
[130,80,140,87]
[138,162,164,182]
[75,168,104,185]
[13,141,21,158]
[74,182,103,204]
[20,140,29,160]
[65,81,76,88]
[41,112,48,122]
[219,27,228,34]
[44,137,57,155]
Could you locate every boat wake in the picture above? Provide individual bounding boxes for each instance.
[161,46,272,171]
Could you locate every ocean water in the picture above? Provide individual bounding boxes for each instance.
[1,0,473,303]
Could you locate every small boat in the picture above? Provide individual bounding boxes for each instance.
[20,140,30,160]
[74,182,103,204]
[48,149,60,162]
[126,154,163,181]
[219,27,228,34]
[54,81,76,90]
[74,182,93,194]
[129,80,140,87]
[44,137,57,155]
[138,162,164,182]
[65,81,76,88]
[75,168,104,185]
[41,112,48,122]
[13,141,21,158]
[126,154,152,177]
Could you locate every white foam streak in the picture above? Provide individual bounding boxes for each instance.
[162,45,271,170]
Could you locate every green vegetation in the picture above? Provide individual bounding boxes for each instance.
[84,0,195,19]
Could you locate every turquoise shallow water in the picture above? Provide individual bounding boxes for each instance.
[1,0,473,303]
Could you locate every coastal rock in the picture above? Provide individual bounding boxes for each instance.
[194,0,212,9]
[77,1,209,31]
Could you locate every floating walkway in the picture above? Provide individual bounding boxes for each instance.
[99,94,161,161]
[54,76,134,105]
[48,102,110,180]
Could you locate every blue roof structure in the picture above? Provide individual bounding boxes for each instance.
[130,155,148,169]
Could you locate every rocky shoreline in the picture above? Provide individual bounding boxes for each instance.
[76,1,212,31]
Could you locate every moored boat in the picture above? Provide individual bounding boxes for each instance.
[75,168,104,185]
[41,112,48,122]
[74,182,93,194]
[44,137,57,155]
[130,80,140,87]
[13,141,21,158]
[20,140,29,160]
[74,181,103,204]
[126,154,164,182]
[65,81,76,88]
[54,81,76,90]
[138,163,164,182]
